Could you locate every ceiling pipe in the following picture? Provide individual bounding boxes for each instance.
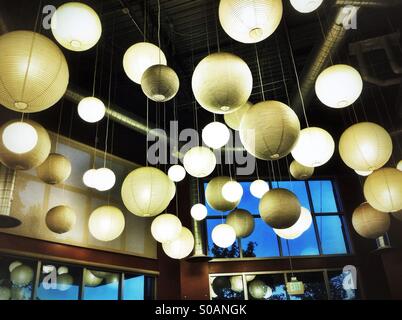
[335,0,402,7]
[0,165,21,228]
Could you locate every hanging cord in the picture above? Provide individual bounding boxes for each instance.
[146,98,149,166]
[157,0,162,64]
[55,98,65,154]
[143,0,147,41]
[92,44,100,97]
[286,240,295,277]
[254,44,266,101]
[213,3,220,53]
[118,0,145,39]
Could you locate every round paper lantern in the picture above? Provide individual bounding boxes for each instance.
[57,274,74,291]
[249,280,269,299]
[240,101,300,160]
[212,224,237,248]
[355,169,373,177]
[83,169,98,188]
[226,209,255,238]
[230,276,244,293]
[77,97,105,123]
[363,168,402,212]
[94,168,116,191]
[274,207,312,240]
[36,153,72,185]
[89,206,125,242]
[0,120,51,170]
[290,160,314,180]
[2,122,38,154]
[123,42,167,84]
[352,202,390,239]
[290,0,323,13]
[259,188,301,229]
[224,101,252,131]
[397,160,402,171]
[183,146,216,178]
[219,0,283,44]
[11,265,34,286]
[168,165,186,182]
[250,179,270,198]
[291,127,335,167]
[121,167,172,217]
[141,65,179,102]
[222,180,243,202]
[202,122,231,149]
[162,227,194,259]
[151,213,182,243]
[192,52,253,114]
[339,122,393,171]
[9,261,22,273]
[51,2,101,51]
[191,203,208,221]
[392,210,402,222]
[0,287,11,300]
[46,205,76,234]
[206,176,240,212]
[84,270,103,287]
[0,31,69,113]
[315,64,363,109]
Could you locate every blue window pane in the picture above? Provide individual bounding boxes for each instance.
[242,218,280,258]
[206,219,240,258]
[316,216,348,254]
[123,275,145,300]
[308,181,338,213]
[274,181,311,210]
[83,270,119,300]
[281,223,319,256]
[247,274,288,300]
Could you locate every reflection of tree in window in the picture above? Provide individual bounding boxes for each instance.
[211,242,240,258]
[242,241,257,258]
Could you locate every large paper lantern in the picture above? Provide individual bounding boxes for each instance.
[141,65,179,102]
[191,203,208,221]
[94,168,116,191]
[0,120,51,170]
[57,274,74,291]
[36,153,72,185]
[250,179,270,198]
[192,52,252,114]
[212,224,237,248]
[206,176,240,212]
[363,168,402,212]
[202,122,231,149]
[45,205,76,234]
[222,180,243,202]
[123,42,167,84]
[78,97,105,123]
[89,206,125,242]
[274,207,312,239]
[226,209,255,238]
[10,265,34,286]
[0,31,69,113]
[230,276,244,293]
[121,167,172,217]
[339,122,393,171]
[352,202,390,239]
[183,146,216,178]
[162,227,194,259]
[224,102,252,130]
[249,280,270,299]
[0,287,11,300]
[290,0,323,13]
[151,213,182,243]
[168,165,186,182]
[290,160,314,180]
[240,101,300,160]
[291,127,335,167]
[51,2,101,51]
[259,188,301,229]
[315,64,363,109]
[84,270,103,287]
[219,0,283,44]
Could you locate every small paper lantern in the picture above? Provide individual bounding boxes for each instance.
[57,274,74,291]
[355,169,373,177]
[168,165,186,182]
[151,213,182,243]
[0,119,51,170]
[183,146,216,178]
[364,168,402,212]
[274,207,312,240]
[141,65,179,102]
[240,101,300,160]
[162,227,194,259]
[121,167,172,217]
[206,176,240,212]
[123,42,167,84]
[89,206,125,242]
[230,276,244,293]
[2,122,38,154]
[0,287,11,300]
[51,2,101,51]
[0,31,69,113]
[339,122,393,171]
[191,203,208,221]
[202,122,231,149]
[224,102,252,131]
[226,209,255,238]
[77,97,105,123]
[83,169,98,188]
[192,52,253,114]
[222,180,244,202]
[315,64,363,109]
[397,160,402,171]
[352,202,390,239]
[291,127,335,167]
[259,188,301,229]
[94,168,116,191]
[10,265,34,286]
[9,261,22,273]
[219,0,283,44]
[290,0,323,13]
[36,153,72,185]
[290,160,314,180]
[250,180,270,198]
[46,205,76,234]
[249,280,269,299]
[84,270,103,287]
[212,224,237,248]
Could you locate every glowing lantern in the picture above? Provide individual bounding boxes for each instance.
[250,179,270,198]
[141,65,179,102]
[2,122,38,154]
[36,153,72,185]
[273,207,312,240]
[10,265,34,286]
[249,280,270,299]
[46,205,76,234]
[94,168,116,191]
[183,146,216,178]
[226,209,255,238]
[352,202,390,239]
[162,227,194,259]
[202,122,231,149]
[88,206,125,242]
[224,101,252,130]
[168,164,186,182]
[222,180,244,202]
[206,176,240,212]
[83,169,98,188]
[290,0,323,13]
[290,160,314,180]
[212,224,237,248]
[191,203,208,221]
[78,97,105,123]
[151,213,182,243]
[230,276,244,293]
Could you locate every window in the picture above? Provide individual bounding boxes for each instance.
[327,270,360,300]
[210,275,245,300]
[83,269,120,300]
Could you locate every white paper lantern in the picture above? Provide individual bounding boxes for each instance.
[151,213,182,243]
[77,97,105,123]
[230,276,244,293]
[315,64,363,109]
[222,180,244,202]
[168,165,186,182]
[51,2,102,51]
[219,0,283,44]
[291,127,335,167]
[123,42,167,84]
[191,203,208,221]
[355,170,373,176]
[89,206,125,242]
[397,160,402,171]
[274,207,312,240]
[10,265,34,286]
[212,224,237,248]
[2,122,38,154]
[57,267,69,275]
[202,122,231,149]
[183,146,216,178]
[224,101,252,130]
[94,168,116,191]
[141,64,180,102]
[206,176,241,212]
[83,169,98,188]
[290,0,323,13]
[250,179,270,198]
[162,227,194,259]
